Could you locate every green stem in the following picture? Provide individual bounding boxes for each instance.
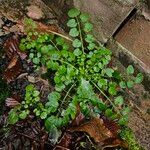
[50,40,59,51]
[51,58,78,70]
[91,81,121,115]
[59,82,76,112]
[76,17,84,54]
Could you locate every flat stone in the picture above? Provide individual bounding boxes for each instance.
[115,16,150,70]
[27,5,44,20]
[27,76,36,83]
[73,0,137,43]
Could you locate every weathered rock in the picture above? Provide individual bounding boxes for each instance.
[27,5,44,20]
[0,17,4,28]
[142,5,150,21]
[115,15,150,72]
[27,75,36,83]
[73,0,137,43]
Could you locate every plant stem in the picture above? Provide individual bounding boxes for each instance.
[51,58,78,70]
[47,29,73,41]
[50,40,59,51]
[91,81,121,115]
[59,82,76,111]
[76,17,84,54]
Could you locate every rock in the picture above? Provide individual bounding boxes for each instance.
[0,17,4,28]
[27,76,36,83]
[142,6,150,21]
[73,0,137,43]
[147,0,150,9]
[26,5,44,20]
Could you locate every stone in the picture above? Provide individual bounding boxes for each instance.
[73,0,137,43]
[142,6,150,21]
[27,76,36,83]
[27,5,44,20]
[115,16,150,71]
[0,17,4,28]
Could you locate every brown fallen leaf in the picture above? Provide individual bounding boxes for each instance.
[5,97,20,108]
[69,117,113,143]
[3,34,27,60]
[3,34,26,82]
[17,19,72,42]
[37,22,72,42]
[54,106,85,150]
[6,55,18,69]
[101,138,128,150]
[3,55,22,83]
[54,132,73,150]
[68,116,128,149]
[71,105,85,127]
[100,114,120,137]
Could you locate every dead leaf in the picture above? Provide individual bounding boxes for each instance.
[7,55,18,69]
[17,20,72,42]
[101,138,128,149]
[100,114,120,137]
[3,34,27,60]
[54,132,73,150]
[3,34,26,82]
[71,105,85,127]
[69,117,113,143]
[68,116,128,149]
[27,76,36,83]
[5,97,20,107]
[3,55,22,83]
[37,22,59,33]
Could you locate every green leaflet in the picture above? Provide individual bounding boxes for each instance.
[68,8,80,18]
[127,65,134,75]
[67,19,77,27]
[45,92,61,113]
[80,13,89,22]
[69,28,79,37]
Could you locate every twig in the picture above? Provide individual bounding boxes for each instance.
[47,30,73,42]
[59,82,76,109]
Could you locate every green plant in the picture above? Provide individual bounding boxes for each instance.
[10,9,143,133]
[8,84,43,124]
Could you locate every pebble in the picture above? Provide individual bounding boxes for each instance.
[26,5,44,20]
[27,75,36,83]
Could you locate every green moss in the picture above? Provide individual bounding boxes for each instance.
[120,128,144,150]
